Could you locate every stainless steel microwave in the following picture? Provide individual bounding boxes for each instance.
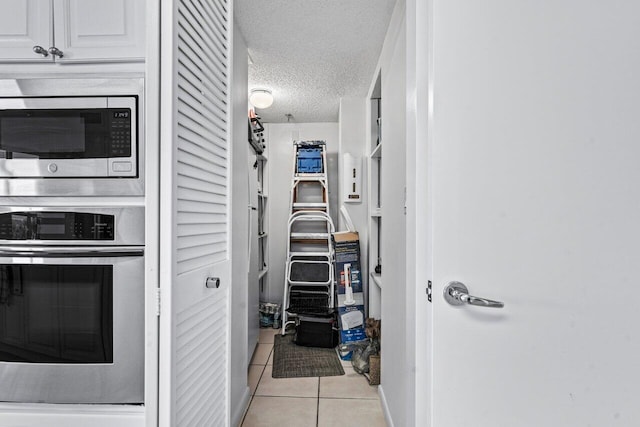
[0,78,144,196]
[0,96,138,178]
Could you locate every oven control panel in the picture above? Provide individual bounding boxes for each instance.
[0,212,114,240]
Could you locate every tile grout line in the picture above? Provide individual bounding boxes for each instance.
[316,376,321,427]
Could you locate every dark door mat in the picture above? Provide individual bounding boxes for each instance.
[272,334,345,378]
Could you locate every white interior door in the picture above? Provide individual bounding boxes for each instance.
[159,1,232,426]
[427,1,640,426]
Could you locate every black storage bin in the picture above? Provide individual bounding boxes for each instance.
[294,314,339,348]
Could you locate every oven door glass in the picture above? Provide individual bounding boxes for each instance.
[0,253,143,404]
[0,264,113,363]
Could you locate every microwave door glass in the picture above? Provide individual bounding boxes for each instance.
[0,109,130,160]
[0,116,85,158]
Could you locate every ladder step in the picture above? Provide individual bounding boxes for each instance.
[287,285,333,313]
[294,177,327,182]
[290,232,329,240]
[292,208,328,213]
[292,202,327,209]
[290,240,330,247]
[289,252,332,260]
[288,261,331,283]
[290,254,331,262]
[295,173,326,178]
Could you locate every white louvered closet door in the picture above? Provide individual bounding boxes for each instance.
[159,0,232,426]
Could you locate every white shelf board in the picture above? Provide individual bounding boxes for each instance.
[370,143,382,158]
[370,272,382,288]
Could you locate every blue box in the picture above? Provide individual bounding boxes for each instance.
[297,148,323,173]
[332,231,367,360]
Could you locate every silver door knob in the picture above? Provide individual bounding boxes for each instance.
[205,277,220,289]
[33,45,49,57]
[443,281,504,308]
[48,46,64,58]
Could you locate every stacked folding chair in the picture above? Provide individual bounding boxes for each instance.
[281,141,336,335]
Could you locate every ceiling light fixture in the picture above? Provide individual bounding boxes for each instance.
[249,89,274,109]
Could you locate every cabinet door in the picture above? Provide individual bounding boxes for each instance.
[53,0,144,63]
[0,0,52,62]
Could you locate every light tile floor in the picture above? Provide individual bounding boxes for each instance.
[240,328,387,427]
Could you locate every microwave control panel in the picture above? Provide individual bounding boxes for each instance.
[109,109,132,157]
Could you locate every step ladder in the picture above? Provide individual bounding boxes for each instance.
[282,141,335,335]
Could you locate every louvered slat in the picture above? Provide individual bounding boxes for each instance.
[178,147,226,173]
[177,174,226,198]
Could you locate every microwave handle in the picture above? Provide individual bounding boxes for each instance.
[0,246,144,258]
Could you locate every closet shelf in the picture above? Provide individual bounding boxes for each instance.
[370,272,382,288]
[370,143,382,158]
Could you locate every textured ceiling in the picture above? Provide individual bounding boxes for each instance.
[234,0,396,123]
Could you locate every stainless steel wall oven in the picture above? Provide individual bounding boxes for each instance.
[0,206,144,404]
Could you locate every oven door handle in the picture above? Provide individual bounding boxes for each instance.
[0,246,144,258]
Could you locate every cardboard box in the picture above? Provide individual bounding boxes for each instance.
[332,231,367,359]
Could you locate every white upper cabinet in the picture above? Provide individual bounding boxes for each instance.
[54,0,145,63]
[0,0,52,61]
[0,0,144,63]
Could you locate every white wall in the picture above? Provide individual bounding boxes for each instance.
[405,0,430,425]
[380,18,408,427]
[338,98,369,313]
[369,1,410,426]
[264,122,339,304]
[229,21,250,427]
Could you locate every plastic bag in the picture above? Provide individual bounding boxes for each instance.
[351,338,380,374]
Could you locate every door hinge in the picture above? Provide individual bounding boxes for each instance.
[427,281,432,302]
[156,288,161,316]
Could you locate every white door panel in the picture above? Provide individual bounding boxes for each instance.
[0,0,51,61]
[427,1,640,426]
[160,0,231,425]
[54,0,144,62]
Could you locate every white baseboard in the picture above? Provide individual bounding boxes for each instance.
[378,385,395,427]
[0,403,144,427]
[230,386,251,427]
